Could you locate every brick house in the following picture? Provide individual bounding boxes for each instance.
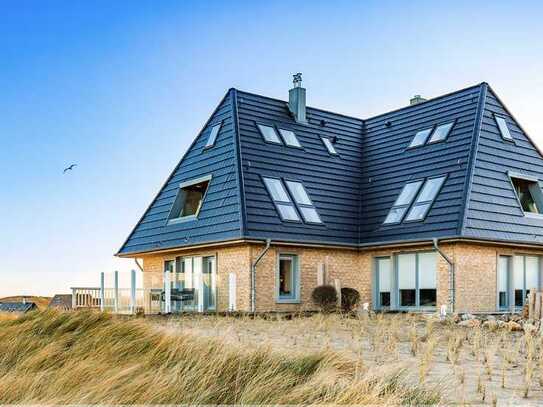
[117,76,543,314]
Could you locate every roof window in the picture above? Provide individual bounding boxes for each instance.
[285,180,322,224]
[495,115,513,141]
[205,122,222,148]
[262,177,300,222]
[509,173,543,215]
[278,129,302,148]
[408,122,455,148]
[321,137,338,155]
[168,175,211,224]
[258,124,282,144]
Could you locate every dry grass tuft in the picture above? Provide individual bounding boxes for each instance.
[0,311,441,405]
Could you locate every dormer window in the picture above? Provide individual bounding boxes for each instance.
[168,175,211,224]
[258,124,282,144]
[321,137,338,155]
[509,173,543,215]
[204,122,222,148]
[495,115,513,141]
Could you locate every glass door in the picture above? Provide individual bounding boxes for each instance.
[202,256,216,311]
[376,257,391,309]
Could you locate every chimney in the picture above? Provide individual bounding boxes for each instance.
[289,73,307,123]
[410,95,426,105]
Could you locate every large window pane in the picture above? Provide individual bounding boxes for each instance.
[285,181,312,205]
[384,207,407,224]
[417,177,446,202]
[526,256,539,294]
[263,178,290,202]
[398,254,416,306]
[258,124,281,144]
[396,181,424,206]
[419,252,437,307]
[276,204,300,221]
[377,258,391,307]
[405,203,431,222]
[514,256,524,307]
[299,207,322,223]
[498,256,509,309]
[409,128,432,148]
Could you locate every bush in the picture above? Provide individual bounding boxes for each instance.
[311,285,337,311]
[341,287,360,312]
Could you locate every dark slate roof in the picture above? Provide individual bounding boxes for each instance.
[0,302,37,313]
[48,294,72,310]
[118,82,543,255]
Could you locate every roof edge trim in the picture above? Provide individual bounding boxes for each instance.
[231,88,248,236]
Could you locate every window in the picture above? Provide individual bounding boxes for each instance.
[321,137,338,155]
[510,176,543,214]
[408,122,455,147]
[404,176,446,222]
[408,128,433,148]
[257,124,282,144]
[376,257,392,308]
[277,254,299,302]
[383,180,424,224]
[514,255,539,308]
[428,122,454,143]
[285,180,322,224]
[205,122,222,148]
[495,116,513,141]
[278,129,302,148]
[498,256,509,309]
[398,252,437,308]
[262,177,300,222]
[168,176,211,223]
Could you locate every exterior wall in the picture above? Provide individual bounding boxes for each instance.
[139,241,543,314]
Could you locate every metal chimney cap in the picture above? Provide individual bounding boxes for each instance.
[293,73,302,88]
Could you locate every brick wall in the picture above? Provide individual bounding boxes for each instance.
[139,241,543,314]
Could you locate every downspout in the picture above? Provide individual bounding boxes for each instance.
[433,238,455,313]
[251,239,271,313]
[134,258,143,272]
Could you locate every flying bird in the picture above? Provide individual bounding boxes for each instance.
[63,164,77,174]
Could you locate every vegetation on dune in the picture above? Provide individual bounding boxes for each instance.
[0,296,51,310]
[0,311,441,405]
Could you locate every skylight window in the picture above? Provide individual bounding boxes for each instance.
[404,176,446,222]
[205,122,222,148]
[278,129,302,148]
[321,137,338,155]
[408,128,433,148]
[258,124,282,144]
[510,175,543,215]
[428,122,454,143]
[262,177,300,222]
[383,180,424,224]
[408,122,455,148]
[495,116,513,141]
[168,176,211,223]
[285,180,322,224]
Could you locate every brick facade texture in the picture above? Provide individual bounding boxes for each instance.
[139,241,543,314]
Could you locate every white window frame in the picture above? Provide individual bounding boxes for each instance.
[495,115,514,142]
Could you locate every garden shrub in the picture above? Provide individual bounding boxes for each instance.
[311,285,337,312]
[341,287,360,312]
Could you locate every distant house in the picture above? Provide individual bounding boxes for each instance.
[116,75,543,315]
[48,294,73,311]
[0,302,37,314]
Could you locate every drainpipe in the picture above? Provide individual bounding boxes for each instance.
[433,238,455,314]
[134,258,143,272]
[251,239,271,313]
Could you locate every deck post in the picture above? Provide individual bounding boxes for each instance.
[130,269,136,314]
[71,287,77,309]
[100,272,105,312]
[114,270,119,313]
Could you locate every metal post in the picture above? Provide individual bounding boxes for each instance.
[114,270,119,313]
[130,269,136,314]
[100,272,105,312]
[71,288,77,309]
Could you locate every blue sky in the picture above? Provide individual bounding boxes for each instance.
[1,1,543,296]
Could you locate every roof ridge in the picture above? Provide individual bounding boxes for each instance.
[457,83,488,236]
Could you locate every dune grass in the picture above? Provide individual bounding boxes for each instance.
[0,310,441,405]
